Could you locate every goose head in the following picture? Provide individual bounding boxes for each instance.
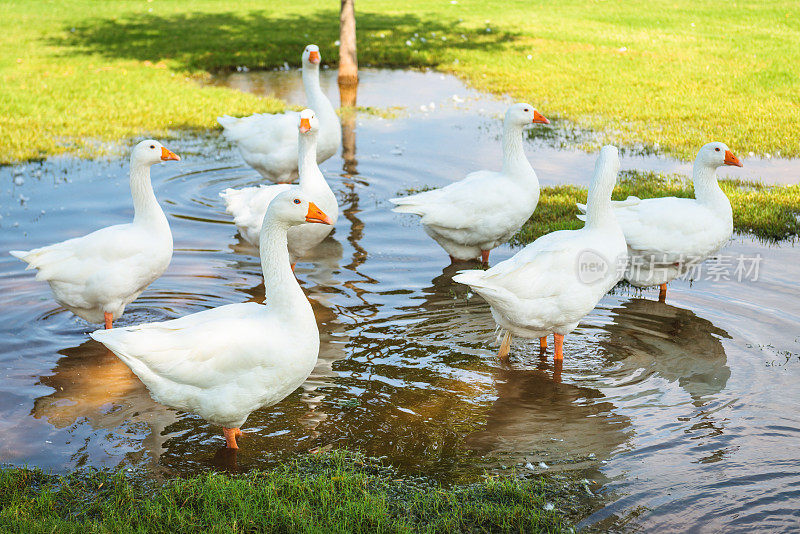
[505,103,549,128]
[298,108,320,135]
[131,139,180,167]
[267,189,333,228]
[302,44,321,67]
[698,142,742,168]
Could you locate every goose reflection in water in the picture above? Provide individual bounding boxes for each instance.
[31,340,180,468]
[466,363,632,471]
[397,263,494,350]
[601,298,731,404]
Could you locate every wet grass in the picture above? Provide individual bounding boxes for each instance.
[0,451,570,533]
[2,1,799,162]
[512,171,800,245]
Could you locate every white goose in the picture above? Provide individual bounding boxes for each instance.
[389,103,549,264]
[10,140,180,328]
[91,190,333,449]
[578,142,741,301]
[218,45,341,183]
[220,109,338,267]
[453,146,627,361]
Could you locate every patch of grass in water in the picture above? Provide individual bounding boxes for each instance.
[512,171,800,245]
[0,450,572,533]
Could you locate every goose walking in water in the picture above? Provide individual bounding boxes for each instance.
[578,142,741,301]
[91,190,333,449]
[10,140,180,329]
[390,103,549,264]
[453,146,627,362]
[220,109,339,268]
[218,45,341,183]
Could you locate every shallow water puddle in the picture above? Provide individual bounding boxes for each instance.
[1,69,799,530]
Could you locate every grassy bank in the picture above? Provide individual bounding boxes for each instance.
[512,171,800,245]
[2,0,799,162]
[0,451,571,533]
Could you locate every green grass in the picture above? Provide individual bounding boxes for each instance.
[2,0,799,162]
[512,171,800,245]
[0,451,569,533]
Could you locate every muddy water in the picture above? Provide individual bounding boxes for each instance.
[1,69,799,531]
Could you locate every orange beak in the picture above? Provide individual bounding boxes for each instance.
[160,147,180,161]
[724,149,742,167]
[305,202,332,225]
[533,110,550,124]
[308,50,320,64]
[299,117,312,133]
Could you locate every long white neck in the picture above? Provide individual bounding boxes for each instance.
[501,120,535,180]
[259,218,313,319]
[302,64,338,130]
[298,130,326,193]
[584,157,618,229]
[693,158,731,214]
[130,161,168,229]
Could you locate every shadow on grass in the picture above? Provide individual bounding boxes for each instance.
[56,9,518,72]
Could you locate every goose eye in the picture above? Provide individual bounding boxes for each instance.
[293,198,301,204]
[150,145,155,149]
[524,108,529,112]
[715,147,720,152]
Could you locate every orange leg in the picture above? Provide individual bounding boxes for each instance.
[553,333,564,362]
[222,427,241,449]
[481,250,490,264]
[104,312,113,330]
[539,336,548,351]
[291,263,296,272]
[659,283,667,302]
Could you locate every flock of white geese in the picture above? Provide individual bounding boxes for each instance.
[10,45,743,450]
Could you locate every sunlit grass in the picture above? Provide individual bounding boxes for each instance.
[2,1,799,162]
[512,171,800,244]
[0,451,568,533]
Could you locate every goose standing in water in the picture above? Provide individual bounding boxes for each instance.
[453,146,627,362]
[220,109,338,268]
[10,140,180,329]
[91,190,333,449]
[218,45,341,183]
[390,103,549,264]
[578,142,741,301]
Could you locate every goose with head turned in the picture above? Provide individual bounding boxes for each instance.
[10,140,180,329]
[389,103,549,264]
[91,190,333,450]
[218,45,341,183]
[220,109,339,268]
[453,146,627,362]
[578,141,741,301]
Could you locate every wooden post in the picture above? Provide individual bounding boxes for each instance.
[338,0,359,176]
[338,0,358,88]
